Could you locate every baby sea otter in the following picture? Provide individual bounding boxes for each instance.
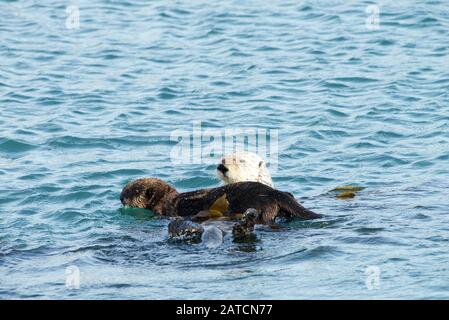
[120,178,321,224]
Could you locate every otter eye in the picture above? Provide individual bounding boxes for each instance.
[258,161,263,167]
[240,159,246,163]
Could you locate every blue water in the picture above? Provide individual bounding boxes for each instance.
[1,0,449,299]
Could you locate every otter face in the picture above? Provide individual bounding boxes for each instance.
[120,178,177,214]
[217,151,274,187]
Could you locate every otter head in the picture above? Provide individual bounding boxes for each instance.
[120,178,178,214]
[216,151,274,187]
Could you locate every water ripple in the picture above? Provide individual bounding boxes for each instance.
[1,0,448,299]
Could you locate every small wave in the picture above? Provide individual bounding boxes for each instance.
[325,109,349,118]
[48,136,116,150]
[320,80,350,89]
[0,139,37,153]
[332,77,379,83]
[82,169,147,180]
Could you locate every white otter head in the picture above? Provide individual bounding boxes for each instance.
[216,151,274,187]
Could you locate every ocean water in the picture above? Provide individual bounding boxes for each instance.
[1,0,449,299]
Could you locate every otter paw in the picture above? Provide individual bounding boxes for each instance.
[242,208,259,222]
[168,218,204,242]
[232,208,259,241]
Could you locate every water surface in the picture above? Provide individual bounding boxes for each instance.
[1,0,449,299]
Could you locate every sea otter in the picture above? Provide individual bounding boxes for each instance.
[120,178,321,224]
[217,151,274,187]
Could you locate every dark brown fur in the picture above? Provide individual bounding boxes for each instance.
[120,178,178,214]
[120,178,321,224]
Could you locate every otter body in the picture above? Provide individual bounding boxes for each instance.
[120,178,321,224]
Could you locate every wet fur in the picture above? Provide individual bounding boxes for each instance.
[120,178,177,214]
[121,179,321,224]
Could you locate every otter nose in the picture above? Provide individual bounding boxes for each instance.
[217,164,229,174]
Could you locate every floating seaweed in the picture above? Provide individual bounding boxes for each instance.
[332,186,365,192]
[192,194,229,221]
[336,191,356,199]
[331,185,365,200]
